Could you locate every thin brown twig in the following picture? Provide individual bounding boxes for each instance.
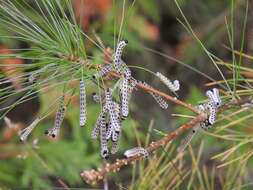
[137,81,198,113]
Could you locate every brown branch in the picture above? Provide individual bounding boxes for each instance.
[136,81,199,113]
[109,71,199,113]
[80,112,207,184]
[60,53,199,114]
[61,53,252,184]
[80,97,252,184]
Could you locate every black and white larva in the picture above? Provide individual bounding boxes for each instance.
[123,67,132,80]
[113,40,128,73]
[19,118,40,141]
[213,88,221,107]
[120,77,130,117]
[111,129,120,142]
[45,99,66,138]
[179,88,221,151]
[91,107,107,139]
[111,138,120,154]
[105,88,121,132]
[124,147,149,158]
[196,103,216,130]
[198,88,221,129]
[206,102,217,125]
[93,64,112,79]
[206,88,221,108]
[140,81,168,109]
[150,92,168,109]
[156,72,180,92]
[111,127,121,154]
[105,122,112,140]
[80,79,87,127]
[100,114,109,159]
[106,101,120,139]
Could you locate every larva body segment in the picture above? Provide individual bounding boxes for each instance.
[172,80,180,92]
[113,40,128,73]
[156,72,180,92]
[19,118,40,141]
[123,67,132,80]
[93,64,112,79]
[206,88,222,108]
[105,89,121,132]
[106,122,112,140]
[206,102,217,125]
[91,107,107,139]
[150,92,168,109]
[124,147,149,158]
[100,114,109,159]
[120,78,129,117]
[80,80,87,127]
[198,88,222,130]
[140,81,168,109]
[45,103,66,138]
[210,88,222,108]
[111,130,120,142]
[196,103,210,129]
[106,102,120,140]
[196,103,214,130]
[111,139,120,154]
[54,105,66,129]
[111,128,121,154]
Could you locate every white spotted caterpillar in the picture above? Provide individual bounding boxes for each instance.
[124,147,149,158]
[80,79,87,127]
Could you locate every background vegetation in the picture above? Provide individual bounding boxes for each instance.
[0,0,252,189]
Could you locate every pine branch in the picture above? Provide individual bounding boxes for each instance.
[61,53,199,114]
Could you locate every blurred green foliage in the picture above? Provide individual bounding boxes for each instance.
[0,0,252,189]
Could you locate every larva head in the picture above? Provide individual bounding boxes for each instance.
[117,40,128,49]
[101,148,109,159]
[106,88,112,93]
[212,88,221,107]
[200,119,212,130]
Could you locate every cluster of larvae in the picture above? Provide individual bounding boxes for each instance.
[178,88,222,152]
[19,40,181,159]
